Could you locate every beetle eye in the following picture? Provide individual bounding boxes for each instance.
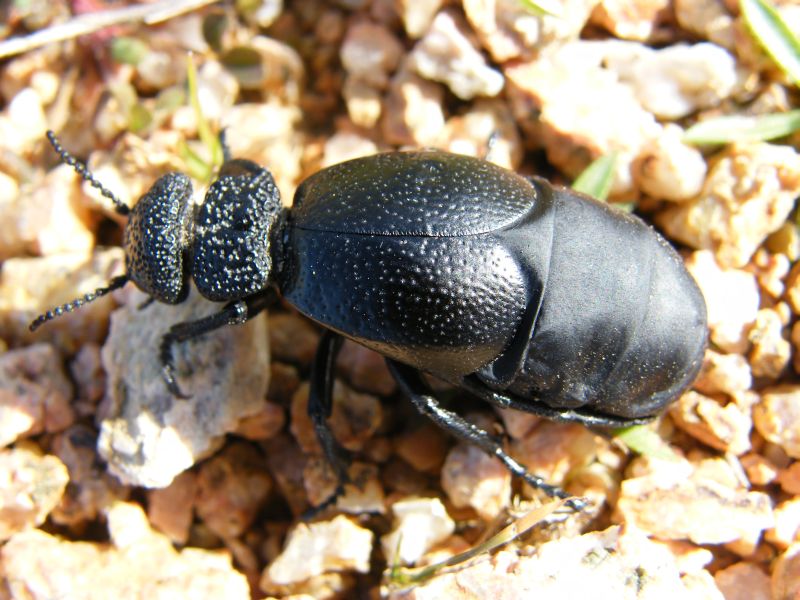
[124,173,194,304]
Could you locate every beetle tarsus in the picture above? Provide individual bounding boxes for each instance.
[306,330,354,515]
[387,359,573,503]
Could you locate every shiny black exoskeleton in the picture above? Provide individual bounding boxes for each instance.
[34,133,708,511]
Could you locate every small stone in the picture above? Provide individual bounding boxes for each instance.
[748,308,791,379]
[263,434,309,517]
[304,459,385,514]
[766,499,800,549]
[195,442,273,539]
[147,470,197,545]
[685,250,759,354]
[495,406,540,440]
[603,42,738,119]
[438,99,523,170]
[381,497,455,565]
[753,249,790,299]
[714,562,771,600]
[464,0,598,62]
[511,421,601,488]
[235,401,286,441]
[268,312,319,367]
[778,462,800,495]
[0,163,95,261]
[250,0,283,28]
[0,343,74,447]
[754,385,800,459]
[773,542,800,600]
[0,248,125,350]
[337,340,396,396]
[693,350,752,397]
[342,77,382,128]
[394,422,449,474]
[69,343,106,417]
[50,425,128,527]
[221,101,303,201]
[674,0,736,50]
[0,446,69,541]
[266,515,373,585]
[505,42,660,194]
[340,21,403,89]
[97,288,270,488]
[616,456,773,546]
[320,131,379,169]
[0,502,249,599]
[669,391,752,455]
[656,539,714,574]
[741,453,779,486]
[267,361,301,406]
[632,124,707,202]
[441,443,511,520]
[657,143,800,269]
[590,0,671,41]
[290,380,382,454]
[381,64,446,147]
[0,87,48,154]
[409,10,504,100]
[784,262,800,315]
[389,525,711,600]
[397,0,443,38]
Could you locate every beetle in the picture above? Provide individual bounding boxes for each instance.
[33,131,708,512]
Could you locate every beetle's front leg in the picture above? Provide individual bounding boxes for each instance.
[305,330,353,517]
[387,360,585,512]
[160,289,278,397]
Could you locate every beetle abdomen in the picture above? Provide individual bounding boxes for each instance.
[491,181,707,419]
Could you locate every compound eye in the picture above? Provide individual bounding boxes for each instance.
[124,173,194,304]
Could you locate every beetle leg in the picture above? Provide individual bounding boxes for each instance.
[159,288,277,397]
[304,330,353,517]
[387,359,585,512]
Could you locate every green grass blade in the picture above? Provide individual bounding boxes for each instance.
[186,54,223,174]
[684,110,800,144]
[614,425,680,460]
[517,0,562,17]
[740,0,800,85]
[572,153,618,200]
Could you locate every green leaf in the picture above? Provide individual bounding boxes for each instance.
[613,425,680,461]
[740,0,800,85]
[109,37,149,66]
[572,153,618,201]
[517,0,562,17]
[684,110,800,144]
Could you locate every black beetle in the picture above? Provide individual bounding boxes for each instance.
[33,132,707,511]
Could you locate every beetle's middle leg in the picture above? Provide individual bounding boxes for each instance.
[159,288,278,397]
[305,330,353,517]
[387,359,585,511]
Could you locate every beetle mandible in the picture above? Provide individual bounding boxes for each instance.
[33,132,708,511]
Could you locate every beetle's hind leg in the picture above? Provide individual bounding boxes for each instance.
[160,289,277,397]
[387,360,585,512]
[304,330,354,518]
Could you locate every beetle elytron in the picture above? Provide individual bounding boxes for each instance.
[33,132,708,510]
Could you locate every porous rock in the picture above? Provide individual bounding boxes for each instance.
[97,287,270,488]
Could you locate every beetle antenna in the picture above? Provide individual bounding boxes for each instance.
[29,274,129,332]
[46,130,130,216]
